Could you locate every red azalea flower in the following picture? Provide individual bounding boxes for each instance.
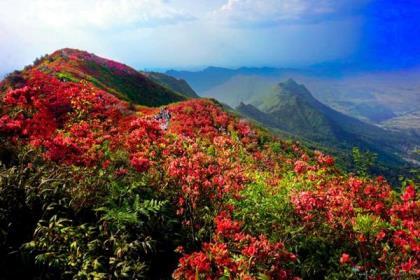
[340,253,351,265]
[402,185,415,201]
[130,155,150,173]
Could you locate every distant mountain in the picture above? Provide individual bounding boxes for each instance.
[171,67,420,128]
[201,75,275,107]
[166,66,296,93]
[295,71,420,123]
[0,48,186,107]
[167,67,236,93]
[236,102,278,128]
[143,71,199,98]
[237,79,419,167]
[2,49,418,279]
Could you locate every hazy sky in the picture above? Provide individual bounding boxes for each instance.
[0,0,419,73]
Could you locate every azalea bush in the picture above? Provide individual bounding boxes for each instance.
[0,51,418,279]
[173,211,297,280]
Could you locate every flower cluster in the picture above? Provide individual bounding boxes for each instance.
[0,52,418,278]
[53,48,139,76]
[173,211,298,279]
[291,176,419,277]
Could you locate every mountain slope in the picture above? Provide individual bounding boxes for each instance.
[236,102,278,128]
[201,75,274,107]
[172,68,420,130]
[1,48,186,107]
[143,71,199,98]
[0,50,418,279]
[166,66,291,93]
[238,79,419,166]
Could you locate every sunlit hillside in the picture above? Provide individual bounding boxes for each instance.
[0,50,418,279]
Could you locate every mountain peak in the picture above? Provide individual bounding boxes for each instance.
[275,78,314,102]
[53,47,89,56]
[46,48,139,76]
[283,78,299,86]
[5,49,187,107]
[245,79,412,168]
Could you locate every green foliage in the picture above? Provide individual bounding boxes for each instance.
[237,79,417,183]
[83,60,186,107]
[0,149,181,279]
[33,54,48,66]
[230,172,297,240]
[270,142,282,154]
[230,173,325,277]
[97,180,168,245]
[57,72,79,82]
[229,172,394,279]
[353,213,387,236]
[146,71,199,98]
[352,147,377,177]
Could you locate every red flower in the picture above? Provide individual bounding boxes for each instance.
[340,253,351,265]
[242,244,257,257]
[175,246,184,254]
[102,160,111,169]
[130,155,150,173]
[190,252,211,272]
[402,185,415,201]
[376,230,386,242]
[401,258,415,272]
[294,160,308,174]
[115,168,128,176]
[0,114,23,133]
[214,212,241,237]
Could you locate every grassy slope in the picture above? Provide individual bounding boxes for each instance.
[183,69,420,130]
[237,80,419,171]
[236,102,415,183]
[0,50,418,279]
[34,49,186,107]
[143,72,199,98]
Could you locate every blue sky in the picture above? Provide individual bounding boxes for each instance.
[0,0,419,73]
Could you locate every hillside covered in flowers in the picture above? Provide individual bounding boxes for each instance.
[0,49,418,279]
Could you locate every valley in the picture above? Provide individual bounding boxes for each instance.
[0,49,418,279]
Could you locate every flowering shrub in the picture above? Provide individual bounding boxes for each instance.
[290,177,419,278]
[173,212,298,279]
[0,50,418,279]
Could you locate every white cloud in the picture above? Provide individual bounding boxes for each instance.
[213,0,369,26]
[0,0,194,30]
[0,0,195,72]
[0,0,364,74]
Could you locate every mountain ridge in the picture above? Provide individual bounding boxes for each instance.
[237,79,419,168]
[0,49,418,279]
[169,67,420,132]
[142,71,199,98]
[166,66,300,92]
[1,48,188,107]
